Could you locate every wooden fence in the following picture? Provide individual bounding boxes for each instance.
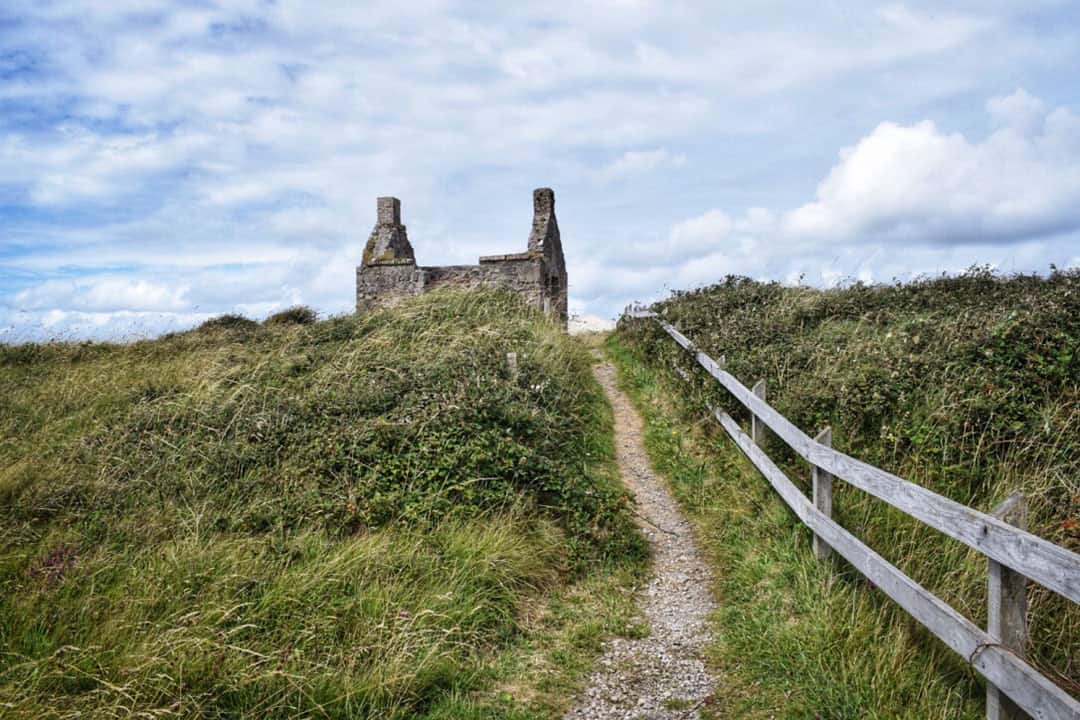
[626,310,1080,720]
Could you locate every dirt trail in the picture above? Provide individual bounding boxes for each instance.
[564,362,717,719]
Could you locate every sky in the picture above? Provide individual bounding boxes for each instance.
[2,1,1080,340]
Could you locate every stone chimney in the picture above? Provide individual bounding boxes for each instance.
[527,187,558,256]
[377,196,401,225]
[363,196,415,265]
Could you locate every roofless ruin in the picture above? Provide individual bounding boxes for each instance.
[356,188,568,327]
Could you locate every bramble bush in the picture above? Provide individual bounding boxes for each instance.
[617,267,1079,695]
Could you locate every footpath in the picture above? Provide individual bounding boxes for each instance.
[564,362,717,720]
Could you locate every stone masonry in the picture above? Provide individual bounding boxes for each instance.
[356,188,568,327]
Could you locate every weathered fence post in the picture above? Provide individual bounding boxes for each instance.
[987,492,1029,720]
[751,379,766,447]
[506,352,518,380]
[812,426,833,560]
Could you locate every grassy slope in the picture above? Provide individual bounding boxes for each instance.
[610,269,1079,719]
[0,290,646,719]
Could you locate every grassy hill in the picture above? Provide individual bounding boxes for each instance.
[611,268,1079,718]
[0,291,646,719]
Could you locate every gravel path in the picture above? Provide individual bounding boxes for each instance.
[564,362,717,719]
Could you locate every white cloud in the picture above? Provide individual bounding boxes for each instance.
[0,2,1077,338]
[15,278,189,313]
[874,4,990,56]
[568,314,615,334]
[599,148,686,181]
[0,307,216,342]
[0,129,211,205]
[668,210,734,256]
[573,90,1080,316]
[988,88,1046,133]
[783,99,1080,245]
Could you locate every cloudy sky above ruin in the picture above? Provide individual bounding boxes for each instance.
[2,1,1080,339]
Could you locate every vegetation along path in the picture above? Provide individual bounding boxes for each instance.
[565,361,717,719]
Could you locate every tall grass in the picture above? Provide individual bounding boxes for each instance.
[612,268,1079,717]
[0,290,645,718]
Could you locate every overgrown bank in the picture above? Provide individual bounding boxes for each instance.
[611,269,1079,718]
[0,290,646,718]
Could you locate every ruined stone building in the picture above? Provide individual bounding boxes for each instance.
[356,188,568,327]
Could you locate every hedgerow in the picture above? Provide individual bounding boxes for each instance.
[616,267,1079,699]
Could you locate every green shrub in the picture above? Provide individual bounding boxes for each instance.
[0,289,644,718]
[264,305,318,326]
[196,312,260,332]
[615,268,1080,703]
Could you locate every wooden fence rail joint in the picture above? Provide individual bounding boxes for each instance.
[751,379,766,447]
[812,426,834,561]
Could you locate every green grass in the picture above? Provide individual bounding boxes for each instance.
[609,268,1080,719]
[0,289,647,718]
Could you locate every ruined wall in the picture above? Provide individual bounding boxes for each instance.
[525,188,568,321]
[354,262,420,310]
[356,189,568,326]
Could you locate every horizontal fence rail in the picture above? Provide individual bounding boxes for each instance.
[625,309,1080,720]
